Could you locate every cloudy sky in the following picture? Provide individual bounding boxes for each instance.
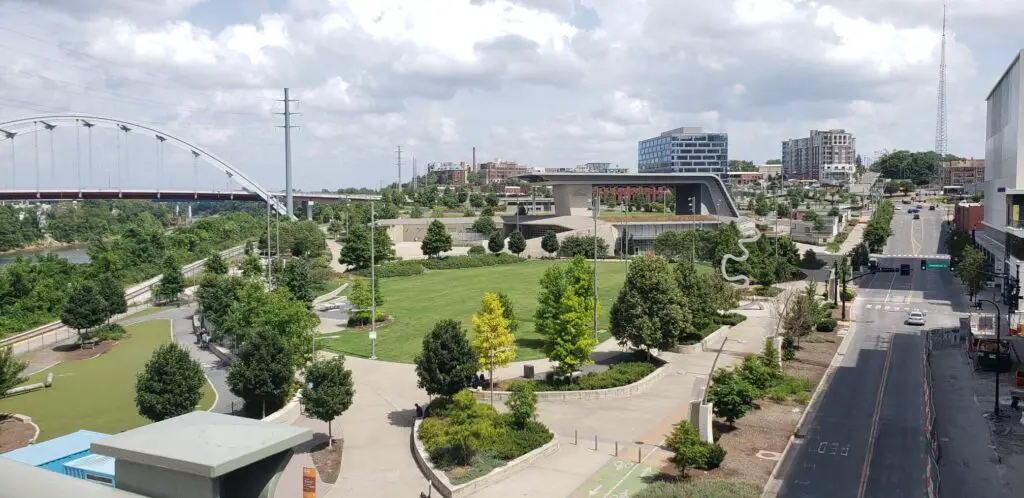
[0,0,1020,192]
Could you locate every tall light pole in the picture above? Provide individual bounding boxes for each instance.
[592,193,599,339]
[370,200,377,360]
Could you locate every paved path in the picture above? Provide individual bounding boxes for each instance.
[122,304,242,415]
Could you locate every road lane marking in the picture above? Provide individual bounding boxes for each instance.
[857,328,895,498]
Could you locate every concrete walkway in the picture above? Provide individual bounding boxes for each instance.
[272,287,791,498]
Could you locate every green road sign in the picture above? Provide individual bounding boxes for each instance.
[926,263,948,269]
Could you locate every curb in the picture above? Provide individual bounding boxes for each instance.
[761,304,858,497]
[470,355,668,403]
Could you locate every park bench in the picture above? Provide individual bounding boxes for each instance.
[81,338,98,349]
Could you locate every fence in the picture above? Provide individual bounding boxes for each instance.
[1,244,245,356]
[923,328,944,498]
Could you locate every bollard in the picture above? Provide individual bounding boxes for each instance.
[615,441,618,456]
[637,447,641,463]
[575,430,578,445]
[594,434,598,451]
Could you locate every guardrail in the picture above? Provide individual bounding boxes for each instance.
[0,244,246,353]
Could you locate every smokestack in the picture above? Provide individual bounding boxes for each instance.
[472,146,476,171]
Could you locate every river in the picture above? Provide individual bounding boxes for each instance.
[0,245,91,267]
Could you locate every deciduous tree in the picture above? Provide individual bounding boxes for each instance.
[0,346,27,397]
[707,368,758,425]
[228,327,296,417]
[135,342,206,422]
[610,255,690,354]
[241,253,262,279]
[338,223,395,269]
[415,319,478,397]
[282,257,316,305]
[61,282,107,340]
[96,272,127,321]
[955,246,986,299]
[156,256,186,305]
[205,252,229,275]
[421,220,453,258]
[472,293,517,387]
[301,355,355,446]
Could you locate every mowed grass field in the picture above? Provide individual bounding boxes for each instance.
[319,260,635,363]
[0,320,215,442]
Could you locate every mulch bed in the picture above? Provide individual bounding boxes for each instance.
[310,438,344,484]
[342,316,394,331]
[0,416,35,453]
[52,340,117,361]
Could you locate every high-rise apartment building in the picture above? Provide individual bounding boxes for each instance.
[637,127,729,176]
[781,129,856,181]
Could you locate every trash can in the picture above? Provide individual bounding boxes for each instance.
[524,365,535,379]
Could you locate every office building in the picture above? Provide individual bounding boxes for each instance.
[637,127,729,176]
[781,130,856,180]
[978,49,1024,283]
[545,162,630,174]
[940,159,985,186]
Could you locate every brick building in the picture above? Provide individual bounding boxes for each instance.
[954,202,984,231]
[940,159,985,187]
[478,159,532,184]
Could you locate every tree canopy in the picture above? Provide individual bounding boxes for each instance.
[415,319,478,397]
[301,355,355,445]
[135,342,206,422]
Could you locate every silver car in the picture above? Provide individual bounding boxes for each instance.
[905,310,926,326]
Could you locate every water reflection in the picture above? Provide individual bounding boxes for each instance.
[0,246,91,267]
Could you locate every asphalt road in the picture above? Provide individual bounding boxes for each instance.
[775,204,963,498]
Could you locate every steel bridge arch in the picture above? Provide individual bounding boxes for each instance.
[0,113,289,217]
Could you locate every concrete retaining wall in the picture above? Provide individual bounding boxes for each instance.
[470,356,668,403]
[677,325,730,354]
[262,392,303,425]
[411,418,560,498]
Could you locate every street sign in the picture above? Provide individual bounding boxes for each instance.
[927,263,949,269]
[303,467,316,498]
[369,331,377,340]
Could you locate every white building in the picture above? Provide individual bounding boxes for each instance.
[979,49,1024,294]
[781,130,857,181]
[819,163,855,186]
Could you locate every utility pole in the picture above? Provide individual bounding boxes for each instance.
[370,200,377,360]
[276,88,299,218]
[412,156,418,195]
[395,145,403,195]
[592,193,599,339]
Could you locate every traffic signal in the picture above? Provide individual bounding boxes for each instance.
[949,258,957,272]
[921,259,927,270]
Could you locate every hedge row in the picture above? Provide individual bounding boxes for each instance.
[351,254,526,277]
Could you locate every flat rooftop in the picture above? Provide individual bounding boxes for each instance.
[1,429,108,467]
[517,172,726,185]
[0,458,143,498]
[91,411,311,478]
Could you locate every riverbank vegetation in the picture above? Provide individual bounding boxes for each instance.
[0,210,265,337]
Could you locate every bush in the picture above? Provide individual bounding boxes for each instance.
[707,368,758,424]
[816,318,837,332]
[718,312,746,326]
[737,354,777,393]
[420,254,524,270]
[765,375,812,402]
[781,334,797,360]
[558,235,609,259]
[90,323,127,341]
[467,245,486,255]
[794,391,812,405]
[352,260,424,277]
[513,361,657,392]
[346,311,387,327]
[841,288,856,302]
[664,420,726,473]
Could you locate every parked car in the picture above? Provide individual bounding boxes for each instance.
[929,205,936,210]
[906,310,926,326]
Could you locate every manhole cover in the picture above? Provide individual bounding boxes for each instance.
[757,450,782,460]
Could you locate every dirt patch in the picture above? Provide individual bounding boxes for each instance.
[647,329,843,488]
[0,416,36,452]
[310,438,344,484]
[52,341,118,361]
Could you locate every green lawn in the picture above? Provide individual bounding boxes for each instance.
[122,306,173,321]
[319,260,632,363]
[0,320,215,442]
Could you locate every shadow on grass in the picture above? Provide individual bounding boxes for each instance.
[52,343,83,353]
[387,408,417,428]
[514,336,546,352]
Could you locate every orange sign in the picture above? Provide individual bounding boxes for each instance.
[303,467,317,498]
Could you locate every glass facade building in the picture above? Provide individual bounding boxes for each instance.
[637,127,729,176]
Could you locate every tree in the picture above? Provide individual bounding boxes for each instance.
[506,382,538,429]
[282,258,316,305]
[0,346,27,397]
[472,293,517,387]
[205,251,229,275]
[156,256,186,304]
[782,293,814,347]
[421,220,453,258]
[410,204,425,219]
[348,277,384,325]
[134,342,206,422]
[338,223,395,269]
[728,159,758,172]
[507,231,526,255]
[665,420,705,477]
[485,192,499,207]
[945,228,971,260]
[675,260,715,335]
[469,192,484,208]
[196,274,245,338]
[703,271,739,315]
[611,255,690,354]
[776,202,792,218]
[488,232,505,254]
[301,355,355,446]
[541,230,559,256]
[955,246,986,299]
[558,235,609,259]
[415,319,478,397]
[61,282,107,341]
[707,368,758,425]
[241,253,262,278]
[228,327,296,417]
[327,218,345,238]
[496,292,519,332]
[472,215,497,235]
[534,257,598,375]
[96,272,127,321]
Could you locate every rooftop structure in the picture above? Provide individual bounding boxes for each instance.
[1,429,110,472]
[0,457,143,498]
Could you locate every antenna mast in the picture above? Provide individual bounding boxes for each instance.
[934,2,948,185]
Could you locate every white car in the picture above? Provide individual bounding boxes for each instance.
[905,310,926,326]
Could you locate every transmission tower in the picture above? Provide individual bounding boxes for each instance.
[395,145,403,193]
[933,2,948,185]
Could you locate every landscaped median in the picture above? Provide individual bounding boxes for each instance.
[411,389,559,498]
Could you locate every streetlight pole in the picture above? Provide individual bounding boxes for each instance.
[975,298,1005,418]
[592,193,599,339]
[370,200,377,360]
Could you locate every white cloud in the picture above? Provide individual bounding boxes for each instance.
[0,0,1012,191]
